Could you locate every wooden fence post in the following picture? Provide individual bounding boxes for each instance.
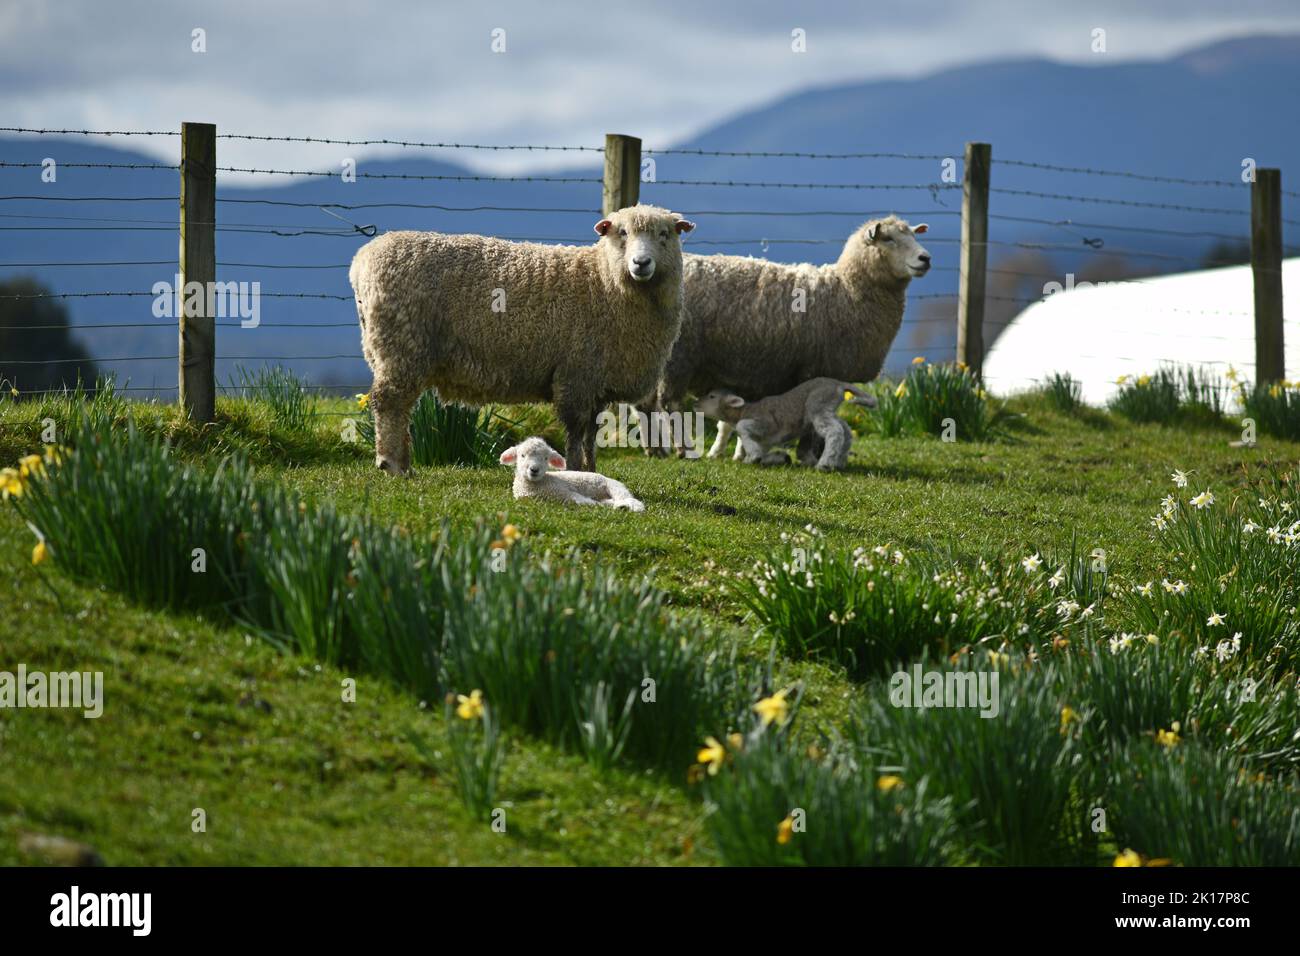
[1251,168,1284,384]
[602,133,641,216]
[180,121,216,421]
[958,141,991,377]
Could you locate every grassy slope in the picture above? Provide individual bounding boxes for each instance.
[1,393,1295,865]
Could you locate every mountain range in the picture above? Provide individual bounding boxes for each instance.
[2,33,1297,393]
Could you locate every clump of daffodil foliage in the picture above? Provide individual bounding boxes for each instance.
[860,357,1011,441]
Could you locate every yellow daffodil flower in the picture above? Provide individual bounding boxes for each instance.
[1113,848,1142,867]
[32,540,49,565]
[776,815,794,845]
[876,774,904,793]
[455,689,485,721]
[753,688,791,727]
[697,736,727,775]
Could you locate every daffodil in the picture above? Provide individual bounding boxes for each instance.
[753,688,791,727]
[355,393,370,410]
[894,381,907,399]
[32,540,48,565]
[1060,706,1078,733]
[911,356,926,366]
[1206,611,1226,628]
[697,736,727,775]
[500,523,522,546]
[876,774,904,793]
[0,467,22,500]
[1113,849,1142,867]
[455,689,485,721]
[1155,725,1180,748]
[1190,490,1215,509]
[1021,553,1042,574]
[776,815,795,845]
[1171,469,1189,488]
[18,454,43,479]
[1116,375,1130,386]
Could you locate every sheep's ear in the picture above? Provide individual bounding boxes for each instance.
[724,394,746,408]
[913,223,929,234]
[594,219,613,236]
[499,447,518,465]
[865,223,880,242]
[548,452,566,470]
[674,218,696,235]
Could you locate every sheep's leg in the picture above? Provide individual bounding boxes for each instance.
[813,415,852,472]
[556,400,589,472]
[370,379,419,476]
[706,421,735,459]
[601,479,646,512]
[734,420,768,465]
[581,410,599,472]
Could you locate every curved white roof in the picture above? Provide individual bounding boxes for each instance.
[984,258,1300,406]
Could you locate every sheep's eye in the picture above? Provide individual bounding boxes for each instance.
[618,228,628,238]
[659,231,669,240]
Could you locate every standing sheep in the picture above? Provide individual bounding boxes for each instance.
[500,436,645,510]
[349,205,696,475]
[652,216,929,458]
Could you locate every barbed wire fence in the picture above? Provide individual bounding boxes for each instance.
[0,124,1291,411]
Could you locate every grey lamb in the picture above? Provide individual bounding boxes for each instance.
[694,377,877,471]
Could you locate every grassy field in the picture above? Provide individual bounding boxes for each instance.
[2,380,1298,866]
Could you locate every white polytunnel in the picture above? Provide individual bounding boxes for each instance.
[983,258,1300,407]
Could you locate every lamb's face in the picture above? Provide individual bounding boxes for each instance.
[858,218,932,281]
[696,389,745,421]
[500,437,565,481]
[595,205,696,285]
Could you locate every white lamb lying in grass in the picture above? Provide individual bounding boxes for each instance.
[500,436,645,511]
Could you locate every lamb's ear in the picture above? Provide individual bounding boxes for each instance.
[913,223,929,234]
[499,446,518,466]
[594,219,613,236]
[674,218,696,235]
[724,394,746,409]
[547,452,566,470]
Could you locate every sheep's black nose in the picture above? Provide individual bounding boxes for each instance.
[632,255,652,267]
[918,253,931,263]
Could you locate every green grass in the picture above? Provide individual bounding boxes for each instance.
[3,386,1300,866]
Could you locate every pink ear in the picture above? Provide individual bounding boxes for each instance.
[594,219,613,236]
[548,453,566,470]
[674,219,696,235]
[499,448,517,465]
[913,223,929,234]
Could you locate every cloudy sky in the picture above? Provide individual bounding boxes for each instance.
[3,0,1299,173]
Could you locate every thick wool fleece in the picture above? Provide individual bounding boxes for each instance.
[657,216,923,411]
[350,205,690,474]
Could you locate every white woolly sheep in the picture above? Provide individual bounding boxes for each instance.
[651,216,929,459]
[695,377,877,471]
[349,205,696,475]
[500,436,645,511]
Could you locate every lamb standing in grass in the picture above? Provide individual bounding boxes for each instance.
[652,216,929,458]
[695,378,877,471]
[500,436,645,511]
[350,205,695,475]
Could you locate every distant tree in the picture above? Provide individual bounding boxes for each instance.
[0,276,99,395]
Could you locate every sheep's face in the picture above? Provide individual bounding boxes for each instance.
[500,436,565,481]
[595,205,695,285]
[856,217,931,281]
[695,389,746,422]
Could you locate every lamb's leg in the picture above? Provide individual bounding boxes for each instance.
[813,415,852,472]
[734,420,769,465]
[600,478,646,512]
[706,421,735,459]
[370,379,419,476]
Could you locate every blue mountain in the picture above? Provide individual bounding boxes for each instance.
[2,33,1296,393]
